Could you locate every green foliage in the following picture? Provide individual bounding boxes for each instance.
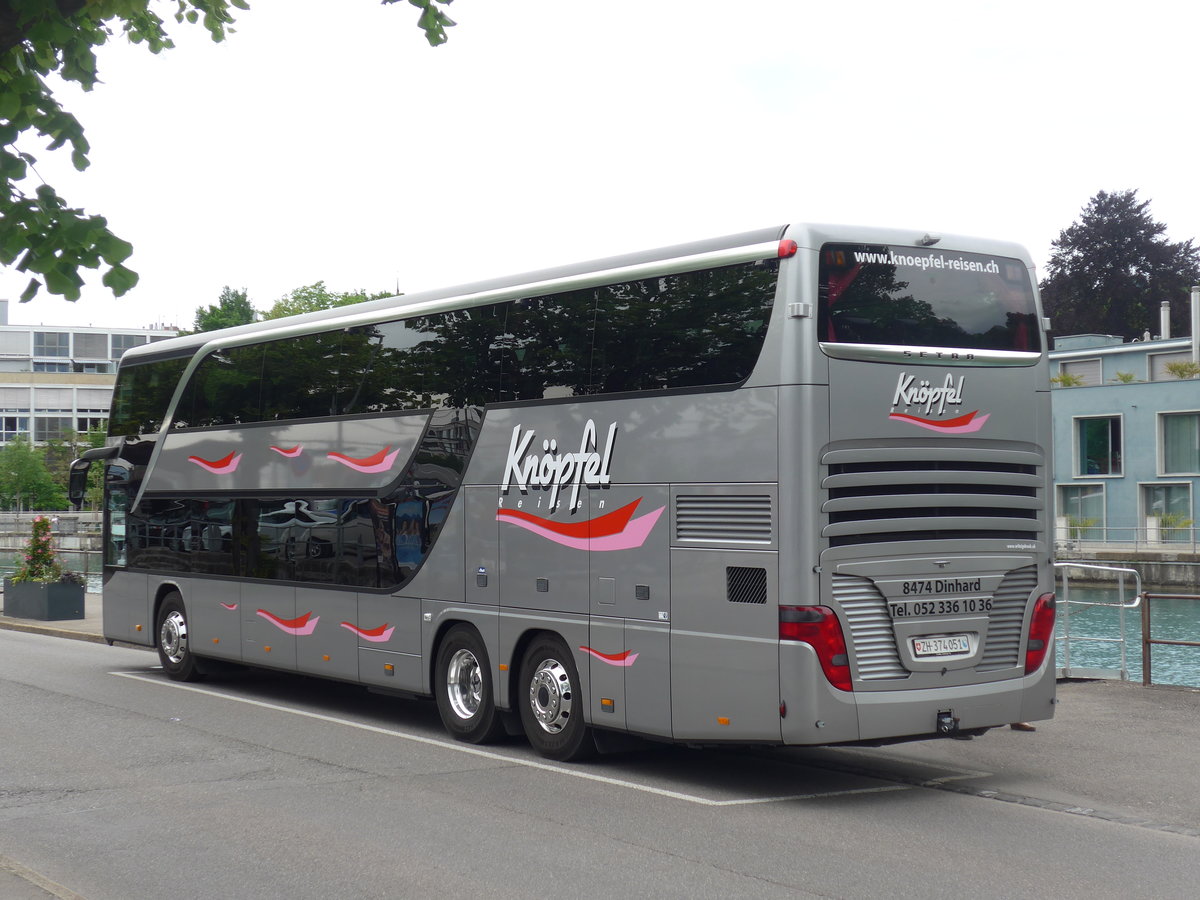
[192,285,256,333]
[1051,372,1085,387]
[1067,516,1098,539]
[1164,360,1200,380]
[0,435,66,510]
[1111,371,1137,383]
[1,0,453,304]
[1040,190,1200,341]
[261,281,391,320]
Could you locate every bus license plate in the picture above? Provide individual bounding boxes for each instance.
[911,635,971,658]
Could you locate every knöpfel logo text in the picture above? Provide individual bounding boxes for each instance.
[500,419,617,510]
[888,372,990,434]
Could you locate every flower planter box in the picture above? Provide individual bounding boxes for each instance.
[2,578,85,621]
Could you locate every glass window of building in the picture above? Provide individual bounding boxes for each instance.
[1161,412,1200,474]
[33,332,70,357]
[0,416,29,441]
[1076,416,1122,476]
[1142,482,1193,542]
[1058,484,1104,540]
[111,334,148,358]
[73,332,108,358]
[34,416,73,441]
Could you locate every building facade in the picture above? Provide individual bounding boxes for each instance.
[1051,331,1200,546]
[0,300,176,444]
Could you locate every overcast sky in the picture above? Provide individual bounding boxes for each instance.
[5,0,1200,330]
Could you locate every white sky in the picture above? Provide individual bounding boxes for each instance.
[4,0,1200,329]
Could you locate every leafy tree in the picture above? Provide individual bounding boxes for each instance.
[0,435,66,510]
[192,285,256,333]
[261,281,391,320]
[1040,190,1200,341]
[0,0,455,305]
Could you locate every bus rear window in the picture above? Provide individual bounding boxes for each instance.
[817,244,1039,352]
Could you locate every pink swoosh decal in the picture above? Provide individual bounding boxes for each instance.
[497,499,639,538]
[498,505,664,551]
[270,445,304,458]
[257,609,320,636]
[187,451,242,474]
[889,410,990,434]
[580,646,639,667]
[220,602,238,611]
[339,621,395,643]
[328,445,402,473]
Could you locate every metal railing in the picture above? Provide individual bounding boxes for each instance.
[1140,592,1200,686]
[1055,520,1200,554]
[1054,562,1142,680]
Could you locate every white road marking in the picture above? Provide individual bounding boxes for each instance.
[111,670,911,807]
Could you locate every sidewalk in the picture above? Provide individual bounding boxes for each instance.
[0,590,108,644]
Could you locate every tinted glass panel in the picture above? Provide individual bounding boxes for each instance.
[176,345,264,428]
[109,357,190,437]
[591,261,777,392]
[818,244,1039,351]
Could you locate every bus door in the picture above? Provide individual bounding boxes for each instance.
[588,483,671,738]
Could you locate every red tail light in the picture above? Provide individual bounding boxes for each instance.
[780,605,852,691]
[778,239,798,258]
[1025,592,1056,674]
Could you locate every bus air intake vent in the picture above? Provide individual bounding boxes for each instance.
[977,565,1039,671]
[832,575,908,681]
[675,494,773,545]
[727,566,767,604]
[821,445,1043,548]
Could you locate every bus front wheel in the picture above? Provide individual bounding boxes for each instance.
[156,593,204,682]
[434,625,505,744]
[518,635,595,761]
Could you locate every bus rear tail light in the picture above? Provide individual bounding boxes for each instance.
[780,605,853,692]
[778,239,798,258]
[1025,592,1056,674]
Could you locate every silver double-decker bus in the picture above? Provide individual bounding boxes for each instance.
[71,223,1056,760]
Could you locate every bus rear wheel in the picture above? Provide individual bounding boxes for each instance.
[518,635,595,761]
[434,625,505,744]
[156,593,204,682]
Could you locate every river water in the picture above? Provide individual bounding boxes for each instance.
[1056,584,1200,687]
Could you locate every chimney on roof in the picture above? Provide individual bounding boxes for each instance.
[1160,301,1172,340]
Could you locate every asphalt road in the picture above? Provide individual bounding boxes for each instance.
[2,628,1199,899]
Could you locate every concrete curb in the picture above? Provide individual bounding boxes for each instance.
[0,617,108,644]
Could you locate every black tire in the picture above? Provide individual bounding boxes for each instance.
[518,634,595,761]
[156,592,204,682]
[434,625,506,744]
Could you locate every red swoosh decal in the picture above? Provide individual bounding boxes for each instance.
[580,646,640,667]
[187,451,241,473]
[496,498,640,538]
[328,446,392,467]
[258,610,312,629]
[889,410,984,428]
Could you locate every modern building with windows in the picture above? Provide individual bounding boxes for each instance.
[0,300,176,444]
[1051,327,1200,546]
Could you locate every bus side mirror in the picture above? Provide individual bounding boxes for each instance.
[69,445,120,510]
[68,459,91,510]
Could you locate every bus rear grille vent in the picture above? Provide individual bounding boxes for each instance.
[675,494,773,545]
[832,575,908,680]
[977,565,1038,671]
[727,566,767,604]
[822,453,1042,548]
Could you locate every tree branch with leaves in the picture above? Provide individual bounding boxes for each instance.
[0,0,455,304]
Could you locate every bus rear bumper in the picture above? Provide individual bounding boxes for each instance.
[780,642,1056,745]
